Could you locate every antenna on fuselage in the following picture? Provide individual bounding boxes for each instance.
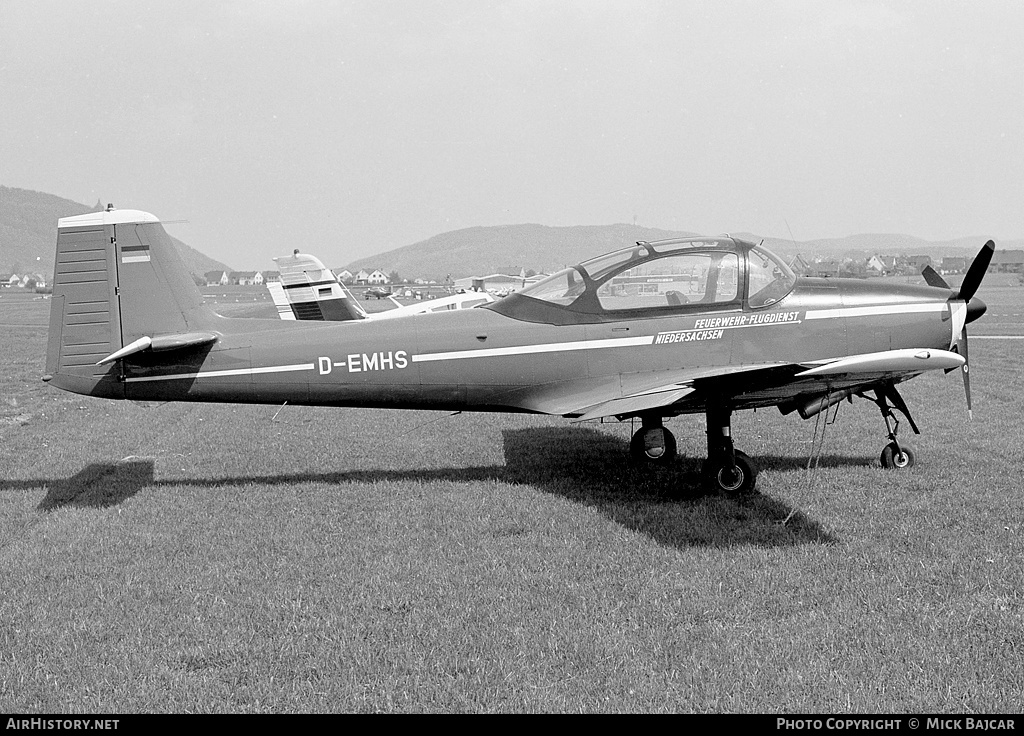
[784,219,798,247]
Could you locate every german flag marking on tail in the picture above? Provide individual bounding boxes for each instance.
[121,245,151,263]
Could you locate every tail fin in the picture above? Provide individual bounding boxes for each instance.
[44,208,220,398]
[271,251,368,321]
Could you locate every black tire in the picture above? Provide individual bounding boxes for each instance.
[704,450,758,495]
[880,442,915,469]
[629,426,677,465]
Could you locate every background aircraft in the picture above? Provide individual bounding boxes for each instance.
[267,251,368,322]
[268,251,495,322]
[44,208,992,495]
[363,286,393,300]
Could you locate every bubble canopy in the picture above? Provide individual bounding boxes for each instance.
[485,236,795,325]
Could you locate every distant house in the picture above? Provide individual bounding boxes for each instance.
[905,255,933,271]
[876,255,900,272]
[354,269,371,284]
[262,270,280,284]
[19,273,46,288]
[805,261,842,278]
[992,250,1024,273]
[366,269,388,285]
[866,255,887,275]
[334,269,353,283]
[454,273,527,293]
[230,271,263,286]
[0,274,12,287]
[205,271,229,286]
[940,257,967,274]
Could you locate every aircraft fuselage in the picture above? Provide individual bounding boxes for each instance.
[104,277,953,415]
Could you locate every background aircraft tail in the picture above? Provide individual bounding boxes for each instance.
[271,251,368,321]
[44,207,221,398]
[270,249,499,322]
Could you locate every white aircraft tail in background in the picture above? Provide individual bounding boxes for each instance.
[269,251,495,322]
[271,251,369,321]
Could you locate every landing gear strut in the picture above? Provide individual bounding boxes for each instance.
[629,415,677,464]
[870,383,919,470]
[701,401,758,495]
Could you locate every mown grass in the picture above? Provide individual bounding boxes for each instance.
[0,288,1022,713]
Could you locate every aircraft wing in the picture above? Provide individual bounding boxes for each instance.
[564,348,964,421]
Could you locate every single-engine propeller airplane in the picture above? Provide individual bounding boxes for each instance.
[267,250,495,322]
[363,286,393,300]
[43,207,993,495]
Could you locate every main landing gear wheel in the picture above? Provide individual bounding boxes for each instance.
[702,402,758,496]
[880,442,915,469]
[629,426,677,464]
[703,450,758,496]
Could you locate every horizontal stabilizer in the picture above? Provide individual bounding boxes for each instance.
[96,332,218,365]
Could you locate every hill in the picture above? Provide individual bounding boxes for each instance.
[344,223,1021,281]
[344,223,697,280]
[0,186,232,278]
[751,233,1022,263]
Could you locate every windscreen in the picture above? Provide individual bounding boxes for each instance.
[747,245,796,308]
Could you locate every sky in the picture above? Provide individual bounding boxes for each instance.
[1,0,1022,269]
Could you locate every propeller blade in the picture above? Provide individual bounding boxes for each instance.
[958,326,973,421]
[957,240,995,302]
[922,265,950,289]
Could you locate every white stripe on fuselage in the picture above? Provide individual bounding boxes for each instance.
[804,303,947,320]
[411,335,654,363]
[124,362,315,383]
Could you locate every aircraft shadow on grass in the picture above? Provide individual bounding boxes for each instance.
[32,459,156,512]
[498,425,842,548]
[5,426,858,548]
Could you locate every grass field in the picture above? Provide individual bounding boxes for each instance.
[1,285,1022,713]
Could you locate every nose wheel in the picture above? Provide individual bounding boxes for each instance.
[880,442,915,469]
[871,384,919,470]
